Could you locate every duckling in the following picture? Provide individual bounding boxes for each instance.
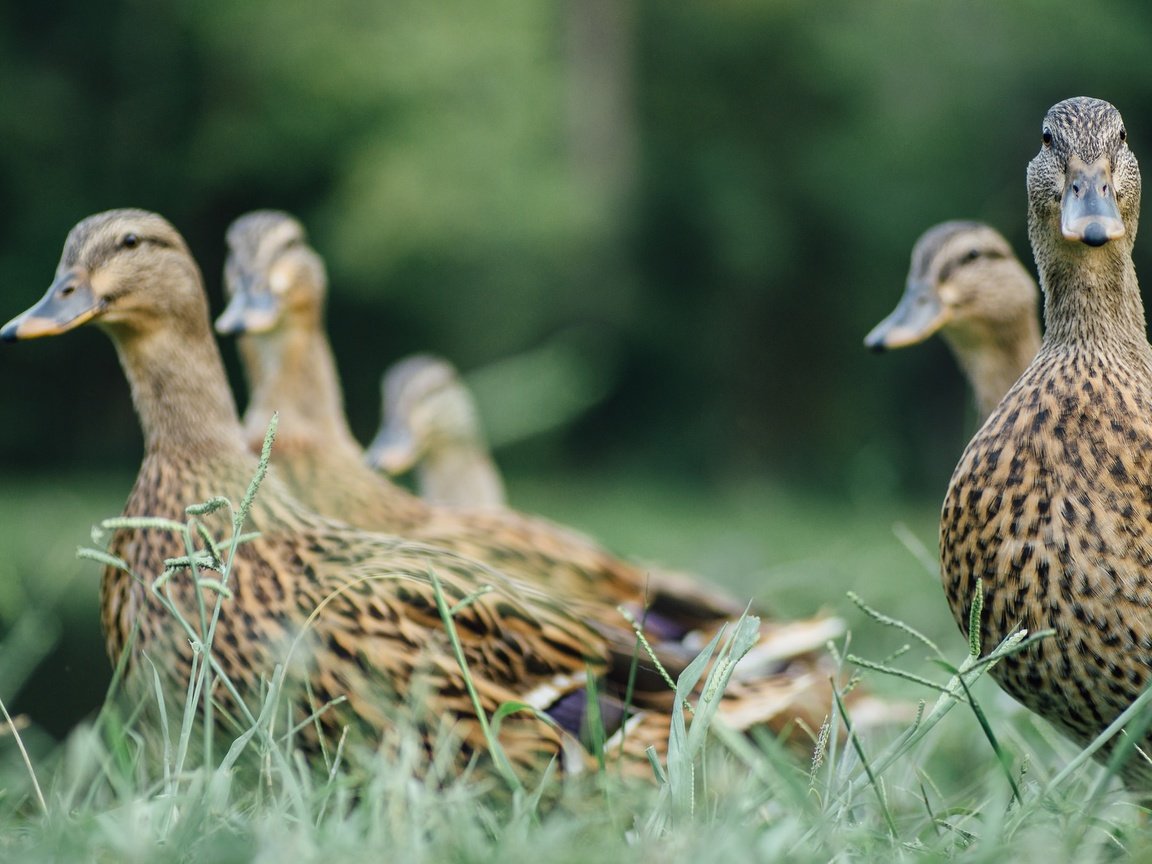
[865,221,1041,423]
[1,209,843,779]
[216,210,848,669]
[940,97,1152,785]
[366,353,507,510]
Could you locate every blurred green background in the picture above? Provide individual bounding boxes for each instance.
[3,0,1152,737]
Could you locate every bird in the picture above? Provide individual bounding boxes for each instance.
[366,353,507,510]
[1,209,849,782]
[215,210,849,672]
[216,210,430,531]
[940,97,1152,786]
[865,221,1042,424]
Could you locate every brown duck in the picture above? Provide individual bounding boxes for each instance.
[865,221,1041,423]
[366,353,507,510]
[941,97,1152,784]
[215,209,848,672]
[1,209,845,779]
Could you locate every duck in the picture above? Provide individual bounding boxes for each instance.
[216,211,430,532]
[1,209,846,780]
[215,210,849,672]
[365,353,507,510]
[865,221,1042,423]
[940,97,1152,785]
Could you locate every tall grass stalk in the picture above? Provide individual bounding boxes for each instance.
[428,569,525,795]
[0,690,45,815]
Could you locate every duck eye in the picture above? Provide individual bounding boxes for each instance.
[1042,129,1053,147]
[122,233,140,249]
[1120,126,1128,143]
[963,249,981,263]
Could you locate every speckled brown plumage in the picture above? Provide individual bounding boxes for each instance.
[216,210,848,663]
[3,209,848,782]
[941,97,1152,785]
[866,221,1041,422]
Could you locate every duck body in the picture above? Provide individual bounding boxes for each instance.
[108,446,606,770]
[367,353,507,510]
[866,220,1042,423]
[941,97,1152,784]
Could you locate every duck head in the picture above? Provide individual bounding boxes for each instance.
[1,209,202,342]
[865,221,1038,352]
[1028,97,1139,255]
[216,210,327,336]
[366,354,478,474]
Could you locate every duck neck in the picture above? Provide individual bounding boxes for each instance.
[1041,244,1150,362]
[242,321,362,458]
[417,441,505,509]
[110,318,248,460]
[943,316,1042,422]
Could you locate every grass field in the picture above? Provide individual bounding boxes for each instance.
[0,467,1148,862]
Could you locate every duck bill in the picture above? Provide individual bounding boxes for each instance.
[214,289,282,336]
[365,423,419,474]
[863,281,949,352]
[1061,155,1126,247]
[0,271,104,342]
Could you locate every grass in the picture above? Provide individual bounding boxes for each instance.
[1,464,1151,861]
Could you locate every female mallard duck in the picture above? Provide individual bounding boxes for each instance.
[865,221,1041,423]
[366,353,507,510]
[215,210,847,668]
[941,97,1152,784]
[1,209,843,778]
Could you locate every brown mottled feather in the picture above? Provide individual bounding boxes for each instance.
[941,97,1152,785]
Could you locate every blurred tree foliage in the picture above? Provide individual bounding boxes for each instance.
[4,0,1152,497]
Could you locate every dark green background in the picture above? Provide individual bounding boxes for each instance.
[6,0,1152,497]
